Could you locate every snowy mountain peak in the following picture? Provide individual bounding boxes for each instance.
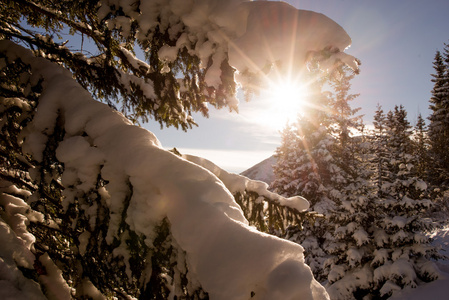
[241,155,277,185]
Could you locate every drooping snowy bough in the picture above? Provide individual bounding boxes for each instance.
[1,0,360,299]
[0,40,328,299]
[183,153,320,233]
[3,0,358,130]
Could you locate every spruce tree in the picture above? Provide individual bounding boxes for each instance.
[366,106,439,298]
[273,67,369,284]
[309,70,380,298]
[271,76,340,279]
[413,114,430,181]
[384,105,412,184]
[428,47,449,183]
[272,74,338,212]
[371,105,389,195]
[329,68,362,171]
[272,122,301,198]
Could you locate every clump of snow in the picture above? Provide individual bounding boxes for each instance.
[38,253,73,300]
[353,228,369,246]
[56,136,105,193]
[380,280,401,297]
[371,249,388,266]
[183,154,310,212]
[327,265,374,299]
[101,0,359,104]
[415,179,427,191]
[0,193,38,269]
[119,46,152,73]
[374,259,417,290]
[257,258,326,300]
[347,247,363,266]
[388,215,408,228]
[328,264,345,283]
[0,182,47,300]
[228,1,358,75]
[373,228,389,247]
[75,278,107,300]
[0,255,46,300]
[78,231,91,256]
[0,40,328,299]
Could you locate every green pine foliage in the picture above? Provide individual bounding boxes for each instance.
[371,104,389,195]
[413,114,429,180]
[428,44,449,183]
[365,105,439,299]
[0,0,241,130]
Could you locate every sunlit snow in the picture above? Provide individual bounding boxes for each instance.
[0,39,327,299]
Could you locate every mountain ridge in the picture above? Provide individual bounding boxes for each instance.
[240,155,276,185]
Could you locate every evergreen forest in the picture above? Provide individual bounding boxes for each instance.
[1,0,449,299]
[271,42,449,298]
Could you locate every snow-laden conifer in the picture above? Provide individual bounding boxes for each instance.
[272,72,441,299]
[428,43,449,184]
[0,0,362,298]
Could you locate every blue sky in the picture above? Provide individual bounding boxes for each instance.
[145,0,449,173]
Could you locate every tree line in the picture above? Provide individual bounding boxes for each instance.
[271,42,449,299]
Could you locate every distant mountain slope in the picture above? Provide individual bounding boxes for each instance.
[240,155,277,185]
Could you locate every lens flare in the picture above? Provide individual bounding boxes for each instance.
[255,78,310,130]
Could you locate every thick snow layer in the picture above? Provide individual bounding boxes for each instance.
[327,264,373,299]
[102,0,359,99]
[228,1,358,74]
[389,226,449,300]
[38,253,72,300]
[0,40,327,299]
[183,154,309,212]
[0,183,47,300]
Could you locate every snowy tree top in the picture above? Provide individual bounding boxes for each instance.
[3,0,359,129]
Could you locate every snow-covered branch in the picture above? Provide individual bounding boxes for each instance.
[3,0,359,130]
[182,153,318,233]
[0,40,329,299]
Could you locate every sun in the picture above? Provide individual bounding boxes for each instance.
[259,78,310,130]
[238,73,312,132]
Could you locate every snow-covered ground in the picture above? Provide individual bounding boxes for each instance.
[390,226,449,300]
